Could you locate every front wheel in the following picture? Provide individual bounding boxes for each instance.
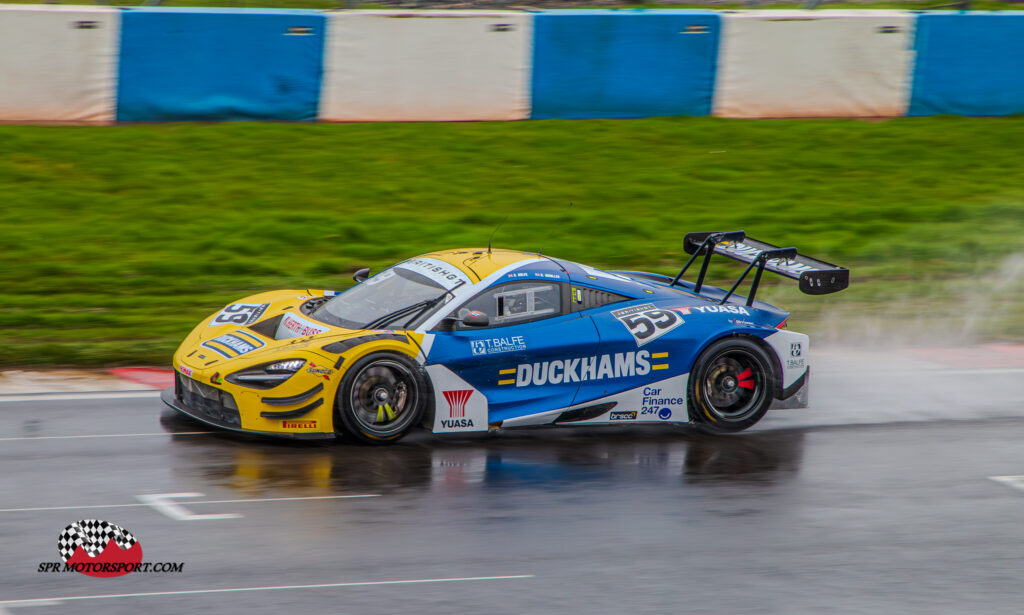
[688,338,775,433]
[335,352,427,444]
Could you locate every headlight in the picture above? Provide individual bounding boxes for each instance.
[226,359,306,389]
[266,360,305,373]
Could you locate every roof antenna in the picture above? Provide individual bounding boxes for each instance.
[539,202,573,256]
[487,215,508,255]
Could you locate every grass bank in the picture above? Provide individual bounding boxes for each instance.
[2,116,1023,366]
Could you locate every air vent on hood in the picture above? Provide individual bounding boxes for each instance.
[248,315,283,339]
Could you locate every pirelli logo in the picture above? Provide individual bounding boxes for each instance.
[499,351,670,387]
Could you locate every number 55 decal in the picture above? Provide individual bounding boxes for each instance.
[208,303,270,327]
[611,303,684,346]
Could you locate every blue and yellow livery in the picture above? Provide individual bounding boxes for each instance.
[162,233,848,443]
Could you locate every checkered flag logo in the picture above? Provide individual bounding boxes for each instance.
[58,519,138,563]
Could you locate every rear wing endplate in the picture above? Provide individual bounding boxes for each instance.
[673,231,849,306]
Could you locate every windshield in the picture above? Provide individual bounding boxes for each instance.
[311,266,447,330]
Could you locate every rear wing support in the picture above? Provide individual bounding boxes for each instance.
[719,245,798,306]
[675,231,849,306]
[671,231,745,293]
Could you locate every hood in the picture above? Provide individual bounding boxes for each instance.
[176,289,369,370]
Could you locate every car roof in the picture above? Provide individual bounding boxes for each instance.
[415,248,539,283]
[411,248,787,317]
[415,247,655,295]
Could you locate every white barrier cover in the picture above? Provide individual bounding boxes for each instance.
[713,10,915,118]
[320,11,531,121]
[0,5,119,122]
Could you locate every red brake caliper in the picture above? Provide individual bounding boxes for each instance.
[736,367,755,390]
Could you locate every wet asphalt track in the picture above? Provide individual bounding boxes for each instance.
[2,348,1024,614]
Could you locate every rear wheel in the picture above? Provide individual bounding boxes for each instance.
[688,338,774,433]
[336,352,427,444]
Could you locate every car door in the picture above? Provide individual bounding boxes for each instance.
[427,280,600,423]
[580,299,695,422]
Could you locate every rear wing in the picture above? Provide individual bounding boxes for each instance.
[673,231,849,306]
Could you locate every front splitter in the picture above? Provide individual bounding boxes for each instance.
[160,388,335,441]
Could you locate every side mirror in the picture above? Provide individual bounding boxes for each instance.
[353,267,370,283]
[461,310,490,327]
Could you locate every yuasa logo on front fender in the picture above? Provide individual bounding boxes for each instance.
[443,390,473,418]
[440,419,475,428]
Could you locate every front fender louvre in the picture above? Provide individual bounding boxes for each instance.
[260,398,324,420]
[261,383,324,406]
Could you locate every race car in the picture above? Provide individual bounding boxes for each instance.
[162,231,848,443]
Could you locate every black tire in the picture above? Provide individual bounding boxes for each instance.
[687,337,775,433]
[335,352,428,444]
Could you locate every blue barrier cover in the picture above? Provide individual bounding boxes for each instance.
[117,8,325,121]
[531,10,720,119]
[908,12,1024,117]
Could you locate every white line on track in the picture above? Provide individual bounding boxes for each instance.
[0,575,535,606]
[990,475,1024,492]
[815,367,1024,377]
[0,391,161,403]
[0,494,379,514]
[0,431,211,442]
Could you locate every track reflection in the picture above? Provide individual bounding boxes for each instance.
[161,410,805,495]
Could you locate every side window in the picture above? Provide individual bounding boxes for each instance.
[453,282,564,328]
[569,286,632,312]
